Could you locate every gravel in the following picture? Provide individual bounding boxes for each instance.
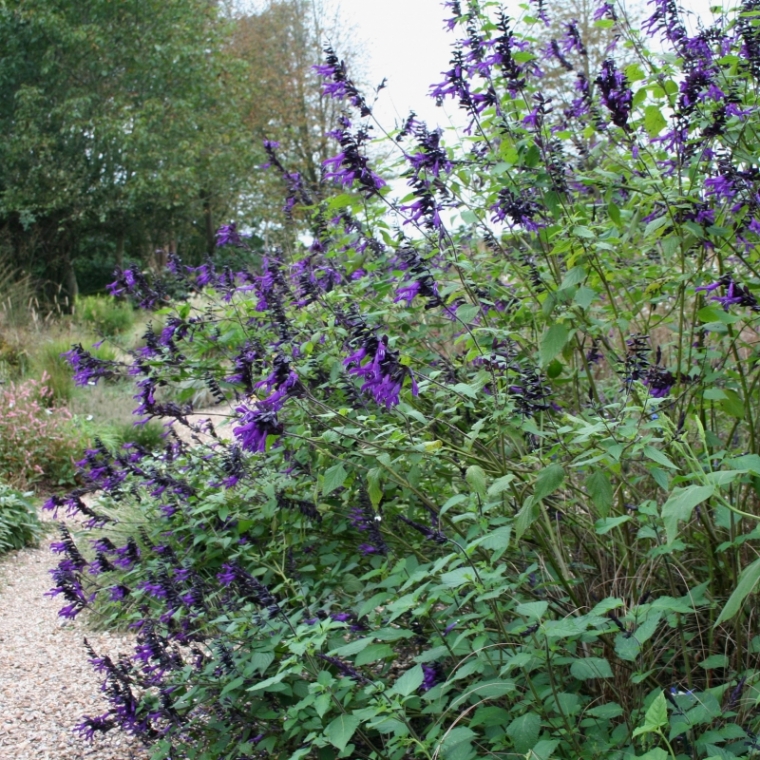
[0,516,150,760]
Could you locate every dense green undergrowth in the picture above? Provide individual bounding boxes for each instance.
[44,1,760,759]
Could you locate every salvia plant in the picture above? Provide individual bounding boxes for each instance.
[49,1,760,758]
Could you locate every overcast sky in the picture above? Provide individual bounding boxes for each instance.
[338,0,726,129]
[339,0,452,127]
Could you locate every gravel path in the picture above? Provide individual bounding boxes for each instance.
[0,520,150,760]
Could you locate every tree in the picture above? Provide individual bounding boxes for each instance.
[229,0,364,239]
[0,0,255,301]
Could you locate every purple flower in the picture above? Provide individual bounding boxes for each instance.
[63,344,120,386]
[215,223,245,249]
[76,714,115,741]
[348,491,388,556]
[344,334,418,409]
[596,59,632,128]
[490,188,544,231]
[421,662,444,692]
[698,276,760,312]
[323,118,385,197]
[314,47,369,116]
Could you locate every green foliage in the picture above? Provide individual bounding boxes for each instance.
[0,482,41,553]
[32,339,75,403]
[75,296,134,336]
[43,1,760,759]
[0,0,256,294]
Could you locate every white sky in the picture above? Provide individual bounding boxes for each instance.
[339,0,453,127]
[338,0,725,129]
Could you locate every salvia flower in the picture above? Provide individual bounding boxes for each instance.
[348,491,388,556]
[645,364,676,398]
[697,276,760,312]
[314,47,370,116]
[63,345,121,386]
[596,59,632,128]
[398,514,447,544]
[344,334,418,409]
[323,117,385,197]
[490,188,545,231]
[317,653,371,684]
[394,245,442,309]
[215,223,246,249]
[421,662,445,692]
[623,334,650,385]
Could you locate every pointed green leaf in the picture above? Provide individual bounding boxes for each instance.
[534,464,565,501]
[322,463,347,496]
[540,323,569,366]
[465,465,487,496]
[586,471,613,517]
[570,657,613,680]
[506,712,541,753]
[392,664,425,696]
[324,714,361,752]
[715,557,760,626]
[662,485,714,544]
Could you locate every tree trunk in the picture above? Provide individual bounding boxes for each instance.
[201,189,215,256]
[62,252,78,313]
[115,233,124,269]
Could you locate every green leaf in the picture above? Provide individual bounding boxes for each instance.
[586,471,613,517]
[637,750,669,760]
[515,499,538,541]
[392,664,424,696]
[559,266,586,290]
[516,601,548,619]
[506,712,541,753]
[530,740,559,760]
[721,389,745,419]
[322,463,347,496]
[440,726,476,760]
[644,105,667,137]
[699,654,729,669]
[440,567,473,588]
[479,526,511,552]
[595,516,631,534]
[539,323,569,366]
[324,714,361,752]
[456,303,480,324]
[534,464,565,501]
[644,445,678,470]
[465,465,487,496]
[570,657,613,680]
[355,644,393,666]
[487,474,515,497]
[367,468,383,507]
[662,485,714,544]
[645,691,668,730]
[715,557,760,626]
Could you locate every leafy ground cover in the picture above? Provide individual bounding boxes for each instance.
[43,1,760,760]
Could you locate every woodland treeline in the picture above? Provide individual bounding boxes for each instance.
[0,0,351,303]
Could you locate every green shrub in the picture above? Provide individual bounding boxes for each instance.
[45,3,760,760]
[75,295,135,336]
[32,339,76,403]
[0,376,82,487]
[0,482,41,553]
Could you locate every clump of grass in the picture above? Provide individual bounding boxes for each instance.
[32,339,76,403]
[75,295,135,337]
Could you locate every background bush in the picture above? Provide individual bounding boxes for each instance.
[0,376,82,487]
[48,2,760,760]
[75,295,135,337]
[0,483,41,554]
